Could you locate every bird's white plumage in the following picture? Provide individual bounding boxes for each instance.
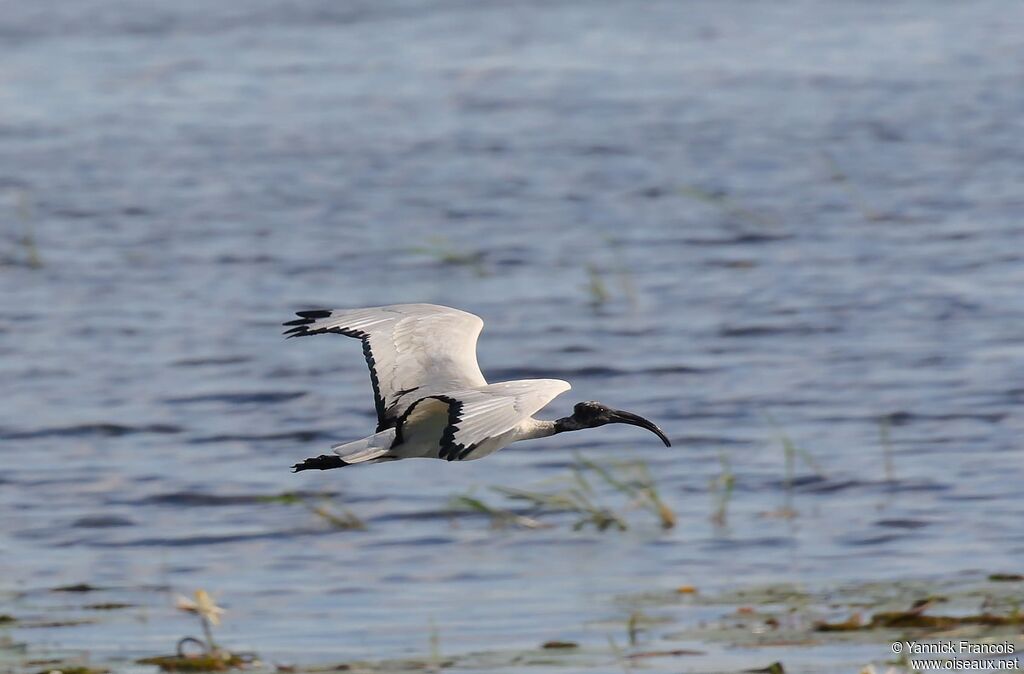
[329,428,396,463]
[291,304,486,424]
[287,304,578,466]
[412,379,571,460]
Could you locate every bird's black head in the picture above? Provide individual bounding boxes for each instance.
[559,401,672,447]
[572,401,615,425]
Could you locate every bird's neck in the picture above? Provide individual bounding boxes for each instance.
[514,418,561,441]
[554,414,585,434]
[515,415,586,442]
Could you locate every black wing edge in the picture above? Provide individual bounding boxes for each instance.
[421,395,480,462]
[281,309,390,431]
[282,309,334,337]
[391,394,469,460]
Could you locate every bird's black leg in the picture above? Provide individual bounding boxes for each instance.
[292,454,348,472]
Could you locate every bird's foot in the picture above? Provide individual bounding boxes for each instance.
[291,454,347,472]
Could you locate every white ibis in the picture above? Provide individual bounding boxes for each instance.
[284,304,671,472]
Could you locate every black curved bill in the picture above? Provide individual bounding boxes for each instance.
[610,410,672,447]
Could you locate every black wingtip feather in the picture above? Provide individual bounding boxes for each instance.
[283,309,333,336]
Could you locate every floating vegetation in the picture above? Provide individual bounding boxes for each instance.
[268,645,602,673]
[51,584,100,593]
[34,666,108,674]
[451,453,676,531]
[12,574,1024,674]
[626,648,703,660]
[989,574,1024,582]
[743,663,785,674]
[623,610,675,647]
[175,589,225,651]
[0,615,15,624]
[816,605,1024,632]
[19,619,98,629]
[84,603,134,611]
[615,573,1024,672]
[813,613,865,632]
[137,652,249,672]
[139,590,255,672]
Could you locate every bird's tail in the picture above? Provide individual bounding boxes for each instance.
[292,429,396,472]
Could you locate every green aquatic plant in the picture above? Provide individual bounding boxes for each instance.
[17,225,43,269]
[447,494,549,529]
[426,618,440,672]
[821,151,889,223]
[774,426,824,488]
[51,583,99,593]
[573,453,675,528]
[585,263,611,306]
[306,501,365,530]
[259,492,365,530]
[495,484,628,531]
[581,236,640,310]
[626,611,642,647]
[614,575,1024,670]
[175,590,224,652]
[84,603,134,611]
[137,653,247,672]
[135,590,254,672]
[816,606,1024,632]
[411,236,488,276]
[677,184,775,227]
[2,189,43,269]
[761,415,826,519]
[451,454,675,532]
[605,636,634,674]
[878,417,895,483]
[709,449,735,527]
[989,574,1024,582]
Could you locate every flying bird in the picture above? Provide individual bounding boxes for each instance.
[283,304,671,472]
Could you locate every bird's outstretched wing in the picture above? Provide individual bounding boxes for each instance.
[401,379,571,461]
[283,304,487,429]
